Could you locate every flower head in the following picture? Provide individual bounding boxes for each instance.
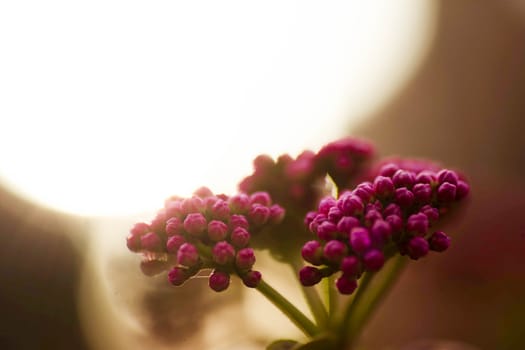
[126,187,284,292]
[299,163,469,295]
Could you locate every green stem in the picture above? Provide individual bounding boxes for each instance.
[347,256,407,346]
[326,274,338,325]
[338,271,374,340]
[289,260,329,328]
[256,279,319,337]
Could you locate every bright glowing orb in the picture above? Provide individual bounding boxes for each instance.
[0,1,437,217]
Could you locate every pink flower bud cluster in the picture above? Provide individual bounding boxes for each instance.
[126,187,284,292]
[315,138,375,189]
[239,138,375,216]
[299,163,470,295]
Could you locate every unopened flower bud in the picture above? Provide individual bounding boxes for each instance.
[207,220,229,241]
[299,266,322,286]
[212,241,236,265]
[209,270,230,292]
[235,248,256,271]
[429,231,451,252]
[407,236,429,259]
[336,275,358,295]
[183,213,207,236]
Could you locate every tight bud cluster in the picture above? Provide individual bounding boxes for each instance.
[126,187,284,292]
[239,138,375,216]
[299,164,470,294]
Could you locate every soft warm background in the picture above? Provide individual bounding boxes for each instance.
[1,1,524,349]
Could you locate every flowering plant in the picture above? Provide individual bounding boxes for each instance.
[126,138,470,350]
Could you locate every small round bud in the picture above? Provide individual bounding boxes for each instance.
[323,240,348,264]
[406,213,429,235]
[339,195,364,216]
[429,231,451,252]
[340,255,360,277]
[392,170,416,189]
[337,216,360,234]
[168,267,188,286]
[211,200,230,220]
[230,214,249,229]
[363,249,385,271]
[316,221,338,241]
[413,183,432,203]
[241,270,262,288]
[301,240,323,265]
[349,227,371,254]
[437,169,459,185]
[166,235,186,254]
[209,270,230,292]
[249,204,271,226]
[456,180,470,200]
[374,176,395,198]
[183,213,207,236]
[207,220,229,241]
[394,187,415,208]
[229,193,251,213]
[235,248,256,271]
[437,182,457,203]
[336,275,358,295]
[212,241,236,265]
[407,236,430,260]
[250,192,272,206]
[269,204,285,224]
[299,266,323,286]
[140,232,162,251]
[177,243,200,267]
[230,227,251,248]
[318,197,337,214]
[378,163,399,177]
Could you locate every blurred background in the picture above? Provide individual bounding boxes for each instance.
[0,1,524,349]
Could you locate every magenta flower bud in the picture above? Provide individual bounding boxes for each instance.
[181,196,205,214]
[165,200,183,219]
[211,199,230,220]
[386,214,403,233]
[339,195,364,216]
[328,206,343,223]
[230,214,249,229]
[378,163,399,177]
[340,256,361,277]
[420,205,439,223]
[323,240,348,264]
[177,243,200,267]
[165,217,183,236]
[407,213,429,235]
[140,232,162,251]
[407,236,429,259]
[350,227,371,254]
[212,241,236,265]
[249,191,272,206]
[383,203,402,217]
[437,169,459,185]
[253,154,275,171]
[353,182,374,202]
[299,266,323,286]
[309,214,327,234]
[209,270,230,292]
[207,220,229,241]
[336,275,358,295]
[374,176,395,198]
[193,186,214,198]
[183,213,207,236]
[429,231,451,252]
[337,216,360,234]
[413,183,432,203]
[318,196,337,214]
[305,211,317,227]
[301,240,324,265]
[437,182,457,202]
[317,221,338,241]
[269,204,285,224]
[130,222,150,236]
[235,248,256,271]
[231,227,251,248]
[166,235,186,254]
[249,204,271,226]
[149,211,167,232]
[364,209,382,227]
[229,193,251,213]
[392,170,416,189]
[168,267,188,286]
[126,234,141,252]
[394,187,415,208]
[455,180,470,200]
[363,249,385,271]
[370,219,392,244]
[415,170,437,184]
[241,270,262,288]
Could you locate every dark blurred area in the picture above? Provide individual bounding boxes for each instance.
[353,1,525,349]
[0,186,88,349]
[1,1,524,349]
